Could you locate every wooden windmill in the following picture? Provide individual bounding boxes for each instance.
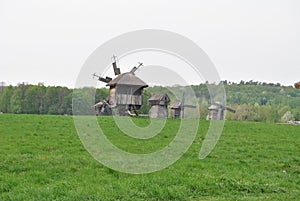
[207,102,235,120]
[170,93,196,118]
[148,93,170,118]
[93,56,148,116]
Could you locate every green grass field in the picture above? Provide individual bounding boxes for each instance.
[0,114,299,200]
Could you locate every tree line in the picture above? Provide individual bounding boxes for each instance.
[0,83,72,115]
[0,81,299,122]
[0,83,108,115]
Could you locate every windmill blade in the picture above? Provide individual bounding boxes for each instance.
[112,62,121,75]
[130,62,143,74]
[183,105,196,108]
[111,55,121,76]
[212,102,225,108]
[212,102,235,113]
[99,76,112,83]
[93,73,112,83]
[130,67,138,74]
[225,107,235,113]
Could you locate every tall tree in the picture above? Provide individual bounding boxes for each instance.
[57,87,71,114]
[23,85,39,114]
[37,84,46,114]
[0,85,13,113]
[44,87,60,114]
[10,88,23,113]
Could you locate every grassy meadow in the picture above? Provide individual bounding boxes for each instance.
[0,114,299,200]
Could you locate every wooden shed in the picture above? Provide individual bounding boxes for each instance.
[148,93,170,118]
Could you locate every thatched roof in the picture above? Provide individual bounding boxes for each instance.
[107,72,148,87]
[295,82,300,89]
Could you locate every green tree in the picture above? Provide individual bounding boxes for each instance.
[10,88,23,113]
[57,87,72,115]
[44,87,60,114]
[37,85,46,114]
[0,86,14,113]
[23,85,39,114]
[72,87,95,115]
[139,89,151,114]
[95,88,109,103]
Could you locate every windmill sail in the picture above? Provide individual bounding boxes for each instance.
[92,73,112,83]
[112,62,121,75]
[130,62,143,74]
[225,106,236,113]
[99,76,112,83]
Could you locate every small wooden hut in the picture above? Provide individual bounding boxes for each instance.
[148,93,170,118]
[207,102,235,120]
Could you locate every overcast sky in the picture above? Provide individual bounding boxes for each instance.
[0,0,299,87]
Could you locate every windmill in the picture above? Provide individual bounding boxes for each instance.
[93,56,148,116]
[170,92,197,118]
[148,93,171,118]
[207,102,235,120]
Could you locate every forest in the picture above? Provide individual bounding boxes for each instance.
[0,81,299,122]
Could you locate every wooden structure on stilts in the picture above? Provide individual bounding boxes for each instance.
[93,56,148,116]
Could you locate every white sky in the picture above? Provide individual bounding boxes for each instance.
[0,0,299,87]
